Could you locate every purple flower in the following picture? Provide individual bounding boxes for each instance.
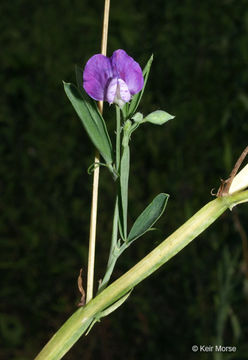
[83,49,144,107]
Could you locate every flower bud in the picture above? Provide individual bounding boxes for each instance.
[132,112,143,123]
[122,120,132,147]
[143,110,174,125]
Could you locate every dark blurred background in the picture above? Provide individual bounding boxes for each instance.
[1,0,248,359]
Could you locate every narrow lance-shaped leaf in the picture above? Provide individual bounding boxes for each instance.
[127,193,169,243]
[63,82,113,166]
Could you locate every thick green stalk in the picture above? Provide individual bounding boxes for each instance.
[34,190,248,360]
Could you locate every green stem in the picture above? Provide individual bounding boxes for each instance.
[98,106,122,290]
[34,190,248,360]
[115,105,121,172]
[119,118,132,240]
[119,144,130,240]
[99,254,119,291]
[107,198,119,269]
[99,197,119,291]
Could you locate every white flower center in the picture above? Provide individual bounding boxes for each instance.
[106,78,131,107]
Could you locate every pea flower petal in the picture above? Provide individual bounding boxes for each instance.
[83,54,113,101]
[83,49,144,107]
[110,49,144,95]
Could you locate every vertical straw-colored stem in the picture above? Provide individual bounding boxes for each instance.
[86,0,111,304]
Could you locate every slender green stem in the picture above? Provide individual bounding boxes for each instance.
[107,198,119,269]
[119,144,130,240]
[99,253,119,291]
[119,120,131,240]
[115,105,121,172]
[99,198,119,290]
[35,190,248,360]
[98,106,122,291]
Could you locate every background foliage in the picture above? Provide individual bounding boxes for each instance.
[1,0,248,359]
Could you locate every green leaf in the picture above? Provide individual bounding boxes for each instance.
[127,193,169,243]
[63,82,113,165]
[122,54,153,119]
[119,145,130,240]
[144,110,175,125]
